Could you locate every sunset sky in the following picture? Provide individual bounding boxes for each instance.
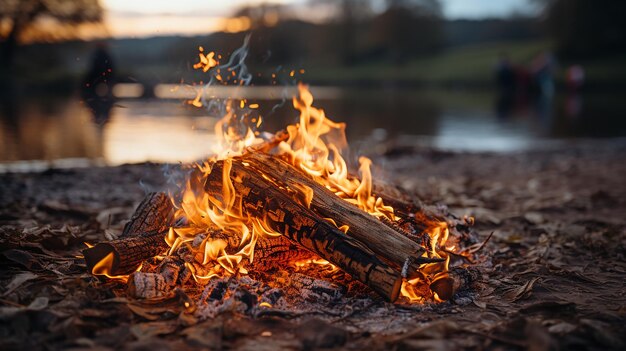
[101,0,535,38]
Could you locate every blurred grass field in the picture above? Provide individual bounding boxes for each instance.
[306,40,626,88]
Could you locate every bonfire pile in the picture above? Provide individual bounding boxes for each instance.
[82,44,477,304]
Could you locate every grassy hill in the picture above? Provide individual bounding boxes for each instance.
[304,40,626,89]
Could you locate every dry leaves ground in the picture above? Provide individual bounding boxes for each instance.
[1,140,625,350]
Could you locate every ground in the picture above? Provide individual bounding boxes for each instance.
[1,140,625,350]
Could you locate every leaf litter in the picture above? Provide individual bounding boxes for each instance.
[1,141,625,349]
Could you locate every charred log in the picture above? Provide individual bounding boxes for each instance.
[83,192,174,276]
[186,229,313,270]
[244,153,433,276]
[204,159,403,301]
[83,230,169,276]
[429,266,477,301]
[121,192,174,237]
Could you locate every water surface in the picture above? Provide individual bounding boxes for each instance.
[1,86,625,171]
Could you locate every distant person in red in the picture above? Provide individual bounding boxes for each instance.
[565,65,585,118]
[566,65,585,92]
[81,42,116,126]
[514,65,531,98]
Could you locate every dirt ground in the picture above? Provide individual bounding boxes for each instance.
[1,140,625,350]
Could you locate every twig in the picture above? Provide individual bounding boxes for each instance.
[470,231,494,254]
[0,298,25,307]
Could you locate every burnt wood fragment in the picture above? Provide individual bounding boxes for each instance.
[128,272,169,298]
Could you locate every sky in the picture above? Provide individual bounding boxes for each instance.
[443,0,534,19]
[101,0,535,38]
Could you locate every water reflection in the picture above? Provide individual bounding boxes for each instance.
[81,42,116,127]
[0,95,104,163]
[1,86,626,171]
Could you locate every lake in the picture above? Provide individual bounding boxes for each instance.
[1,85,625,172]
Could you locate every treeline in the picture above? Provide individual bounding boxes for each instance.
[4,0,625,89]
[229,0,446,65]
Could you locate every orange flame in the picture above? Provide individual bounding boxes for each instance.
[90,252,142,282]
[193,47,218,72]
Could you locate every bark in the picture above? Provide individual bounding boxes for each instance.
[243,153,433,277]
[429,267,477,301]
[192,229,313,269]
[204,159,403,301]
[83,230,169,276]
[83,192,174,276]
[121,192,173,237]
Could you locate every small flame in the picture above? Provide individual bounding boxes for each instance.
[90,252,141,282]
[193,48,218,72]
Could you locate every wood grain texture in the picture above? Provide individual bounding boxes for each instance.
[83,192,174,275]
[204,159,403,301]
[244,153,430,276]
[193,228,313,269]
[121,192,173,237]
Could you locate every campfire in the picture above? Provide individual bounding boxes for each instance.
[82,40,477,307]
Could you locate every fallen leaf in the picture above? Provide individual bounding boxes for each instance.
[3,250,41,270]
[524,212,545,224]
[2,271,38,296]
[473,300,487,309]
[505,277,540,302]
[131,321,178,339]
[27,296,49,310]
[0,296,48,319]
[547,322,577,334]
[127,304,162,321]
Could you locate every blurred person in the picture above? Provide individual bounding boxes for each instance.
[531,51,556,98]
[514,65,531,101]
[81,42,115,126]
[565,65,585,119]
[494,53,515,119]
[566,64,585,93]
[495,52,515,94]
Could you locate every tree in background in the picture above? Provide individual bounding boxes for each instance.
[538,0,626,58]
[304,0,443,64]
[0,0,102,67]
[307,0,375,65]
[232,3,290,30]
[370,0,444,62]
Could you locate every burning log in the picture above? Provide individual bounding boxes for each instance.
[243,153,435,276]
[83,192,174,276]
[204,159,404,301]
[429,267,477,301]
[190,229,313,270]
[120,192,174,237]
